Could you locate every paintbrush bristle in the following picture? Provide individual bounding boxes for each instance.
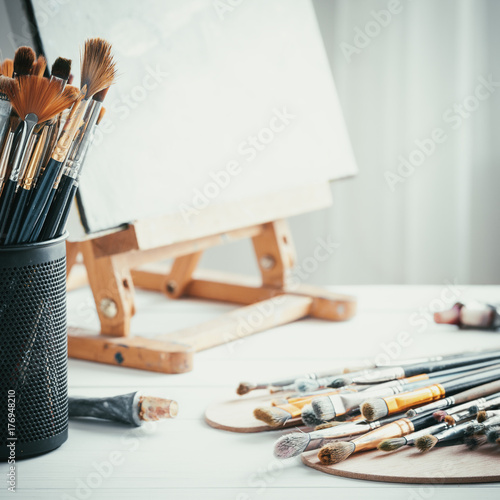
[2,76,80,123]
[464,434,487,449]
[1,59,13,78]
[433,410,447,422]
[415,434,438,453]
[274,433,311,458]
[302,404,323,427]
[444,415,456,426]
[51,57,71,81]
[329,376,350,389]
[468,405,479,415]
[378,437,406,452]
[406,408,417,417]
[318,441,355,465]
[315,421,344,431]
[361,399,388,421]
[80,38,117,98]
[237,382,254,396]
[311,396,336,421]
[253,407,291,427]
[13,46,35,76]
[31,55,46,77]
[486,426,500,444]
[296,378,320,393]
[477,410,488,423]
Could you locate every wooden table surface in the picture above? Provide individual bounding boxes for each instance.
[5,283,500,499]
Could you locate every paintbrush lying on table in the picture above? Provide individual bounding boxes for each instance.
[68,392,178,427]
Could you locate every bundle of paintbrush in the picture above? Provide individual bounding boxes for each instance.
[0,38,116,246]
[263,349,500,462]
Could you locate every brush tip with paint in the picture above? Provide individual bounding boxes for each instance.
[274,433,311,458]
[377,437,407,452]
[301,404,324,427]
[237,382,255,395]
[318,441,355,465]
[415,434,438,453]
[311,396,336,421]
[295,378,320,393]
[476,410,488,423]
[13,46,35,76]
[315,421,344,431]
[51,57,72,81]
[253,407,291,427]
[433,410,448,422]
[361,399,388,421]
[486,426,500,444]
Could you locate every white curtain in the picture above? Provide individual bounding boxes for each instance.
[206,0,500,285]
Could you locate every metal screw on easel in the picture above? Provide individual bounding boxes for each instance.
[260,255,276,270]
[100,298,118,318]
[166,280,177,294]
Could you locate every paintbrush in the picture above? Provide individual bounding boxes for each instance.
[441,395,500,425]
[301,404,325,427]
[0,117,17,195]
[4,127,48,244]
[17,38,116,244]
[253,389,341,427]
[68,392,178,426]
[415,419,486,452]
[406,379,500,417]
[0,76,79,243]
[36,57,73,182]
[0,78,12,148]
[377,409,476,452]
[329,350,500,388]
[311,362,500,422]
[39,88,112,241]
[318,412,439,465]
[274,413,402,458]
[361,366,500,421]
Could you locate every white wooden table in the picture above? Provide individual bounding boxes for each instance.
[5,284,500,499]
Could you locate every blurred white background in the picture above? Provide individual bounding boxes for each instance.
[1,0,499,285]
[205,0,500,286]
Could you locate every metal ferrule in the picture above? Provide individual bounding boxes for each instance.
[352,418,414,452]
[483,396,500,410]
[22,128,48,189]
[351,366,406,385]
[51,99,89,164]
[332,385,403,417]
[62,100,102,178]
[406,396,455,417]
[448,397,487,415]
[0,131,14,185]
[434,420,475,442]
[406,422,448,444]
[17,134,37,186]
[8,114,38,181]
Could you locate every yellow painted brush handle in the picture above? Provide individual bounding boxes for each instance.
[385,384,446,415]
[353,418,414,452]
[275,403,303,418]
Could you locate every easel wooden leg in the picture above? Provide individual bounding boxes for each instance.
[80,240,135,337]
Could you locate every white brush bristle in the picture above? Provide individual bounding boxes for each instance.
[274,433,311,458]
[311,397,336,421]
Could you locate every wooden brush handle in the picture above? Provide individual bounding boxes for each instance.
[383,385,446,415]
[451,379,500,404]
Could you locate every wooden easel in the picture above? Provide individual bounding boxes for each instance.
[66,184,356,374]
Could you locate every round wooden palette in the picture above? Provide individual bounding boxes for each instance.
[301,444,500,483]
[205,391,302,433]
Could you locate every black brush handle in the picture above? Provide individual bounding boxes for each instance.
[0,179,17,241]
[412,412,444,431]
[441,367,500,395]
[17,158,62,243]
[54,182,77,238]
[40,174,73,241]
[30,187,57,242]
[68,392,140,426]
[403,351,500,377]
[4,187,30,245]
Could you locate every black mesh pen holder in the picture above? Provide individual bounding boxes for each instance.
[0,233,68,459]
